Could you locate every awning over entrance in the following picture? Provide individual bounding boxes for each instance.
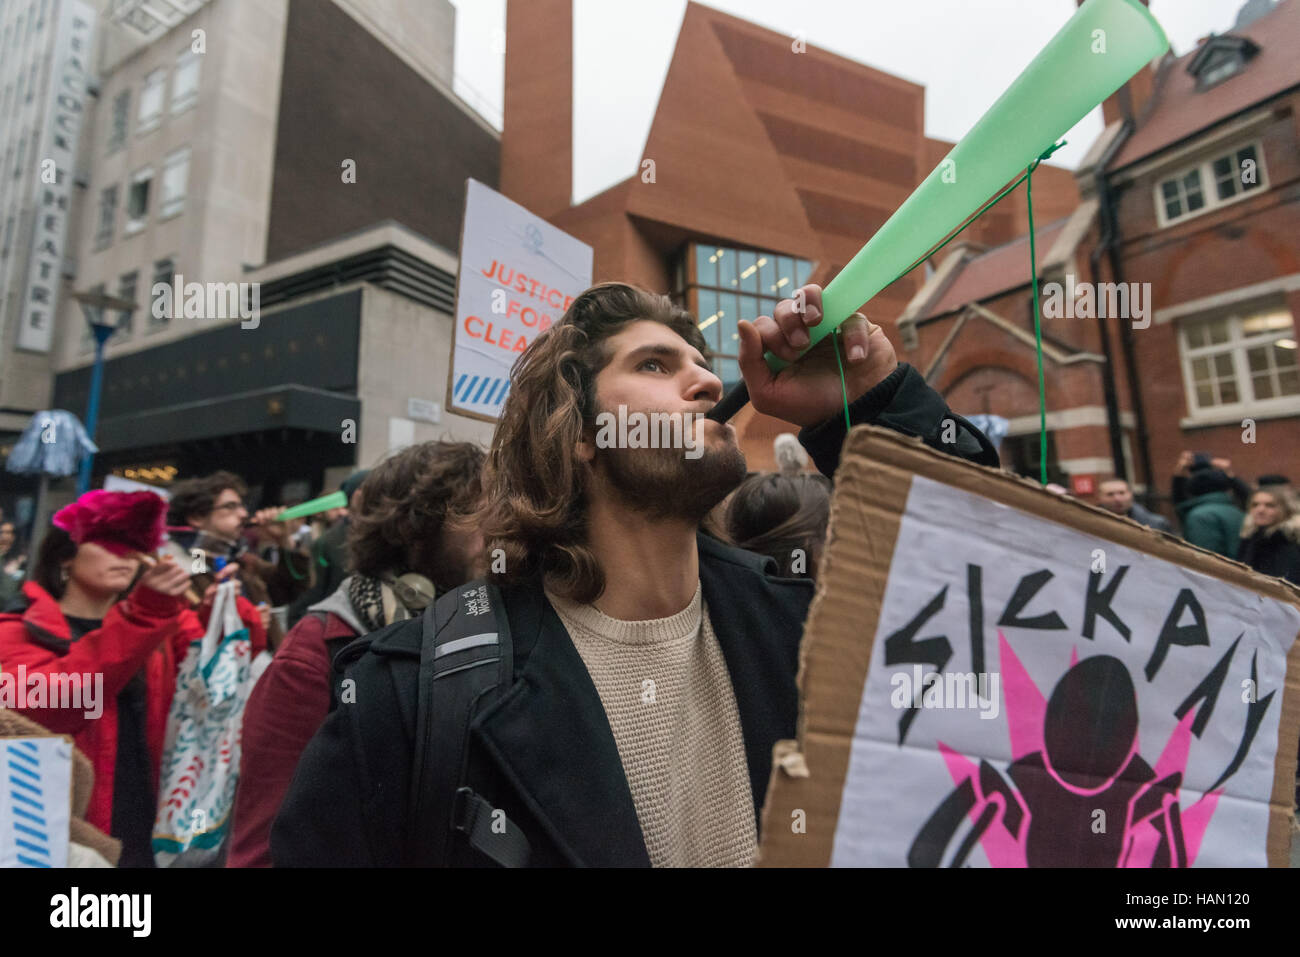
[93,385,359,452]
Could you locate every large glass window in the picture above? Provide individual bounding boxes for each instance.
[680,243,814,388]
[1180,302,1299,415]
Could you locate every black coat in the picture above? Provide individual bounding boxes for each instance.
[270,364,998,866]
[1238,521,1300,585]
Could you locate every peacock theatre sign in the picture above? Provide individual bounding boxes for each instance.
[447,179,593,422]
[16,0,96,353]
[759,425,1300,868]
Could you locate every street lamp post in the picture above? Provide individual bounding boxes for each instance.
[70,289,136,495]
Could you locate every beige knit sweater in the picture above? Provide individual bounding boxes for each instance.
[547,583,757,867]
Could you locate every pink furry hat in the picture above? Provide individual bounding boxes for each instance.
[52,490,168,557]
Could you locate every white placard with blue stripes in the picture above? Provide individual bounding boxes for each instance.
[1,737,72,868]
[449,179,593,420]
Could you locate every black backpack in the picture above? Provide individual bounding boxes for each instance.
[322,579,532,866]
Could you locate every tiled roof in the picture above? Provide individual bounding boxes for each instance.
[923,218,1070,319]
[1111,0,1300,169]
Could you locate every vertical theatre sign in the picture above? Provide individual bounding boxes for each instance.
[447,178,593,421]
[17,0,97,353]
[759,426,1300,867]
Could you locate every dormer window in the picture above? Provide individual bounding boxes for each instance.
[1200,54,1242,87]
[1187,34,1260,91]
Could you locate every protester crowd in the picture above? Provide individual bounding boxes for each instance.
[1093,453,1300,585]
[0,280,1296,867]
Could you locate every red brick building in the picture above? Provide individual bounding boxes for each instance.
[499,0,1077,470]
[899,0,1300,513]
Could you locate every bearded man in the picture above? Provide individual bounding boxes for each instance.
[272,282,997,867]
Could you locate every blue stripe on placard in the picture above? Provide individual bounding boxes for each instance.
[13,807,45,826]
[460,375,479,401]
[8,742,52,869]
[485,379,506,406]
[455,373,467,398]
[8,760,38,779]
[471,377,491,403]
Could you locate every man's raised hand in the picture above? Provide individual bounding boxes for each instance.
[736,283,898,428]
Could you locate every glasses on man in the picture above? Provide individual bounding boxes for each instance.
[210,502,246,513]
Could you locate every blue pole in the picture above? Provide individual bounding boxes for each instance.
[77,324,114,495]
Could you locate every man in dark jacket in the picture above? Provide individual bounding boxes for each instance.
[271,282,997,867]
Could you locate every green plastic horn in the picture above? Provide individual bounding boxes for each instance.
[767,0,1168,372]
[276,490,347,522]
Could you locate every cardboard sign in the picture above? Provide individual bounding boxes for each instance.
[758,426,1300,867]
[447,179,593,422]
[0,736,73,868]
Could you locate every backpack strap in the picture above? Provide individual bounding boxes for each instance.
[314,611,360,712]
[406,580,530,867]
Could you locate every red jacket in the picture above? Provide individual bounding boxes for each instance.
[0,581,266,834]
[227,609,357,867]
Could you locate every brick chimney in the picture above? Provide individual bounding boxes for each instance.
[500,0,573,218]
[1077,0,1157,126]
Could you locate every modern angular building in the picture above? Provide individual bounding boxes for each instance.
[498,0,1079,470]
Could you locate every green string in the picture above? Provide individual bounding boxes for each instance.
[285,549,308,581]
[1027,157,1048,486]
[832,328,851,432]
[832,140,1065,487]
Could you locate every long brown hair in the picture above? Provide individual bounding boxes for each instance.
[347,440,485,588]
[726,472,831,578]
[479,282,709,603]
[31,526,78,599]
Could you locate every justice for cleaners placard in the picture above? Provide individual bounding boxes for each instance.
[448,179,594,421]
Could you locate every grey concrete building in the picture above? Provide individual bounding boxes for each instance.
[0,0,99,532]
[32,0,498,518]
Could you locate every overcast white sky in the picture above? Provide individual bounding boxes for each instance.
[447,0,1254,204]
